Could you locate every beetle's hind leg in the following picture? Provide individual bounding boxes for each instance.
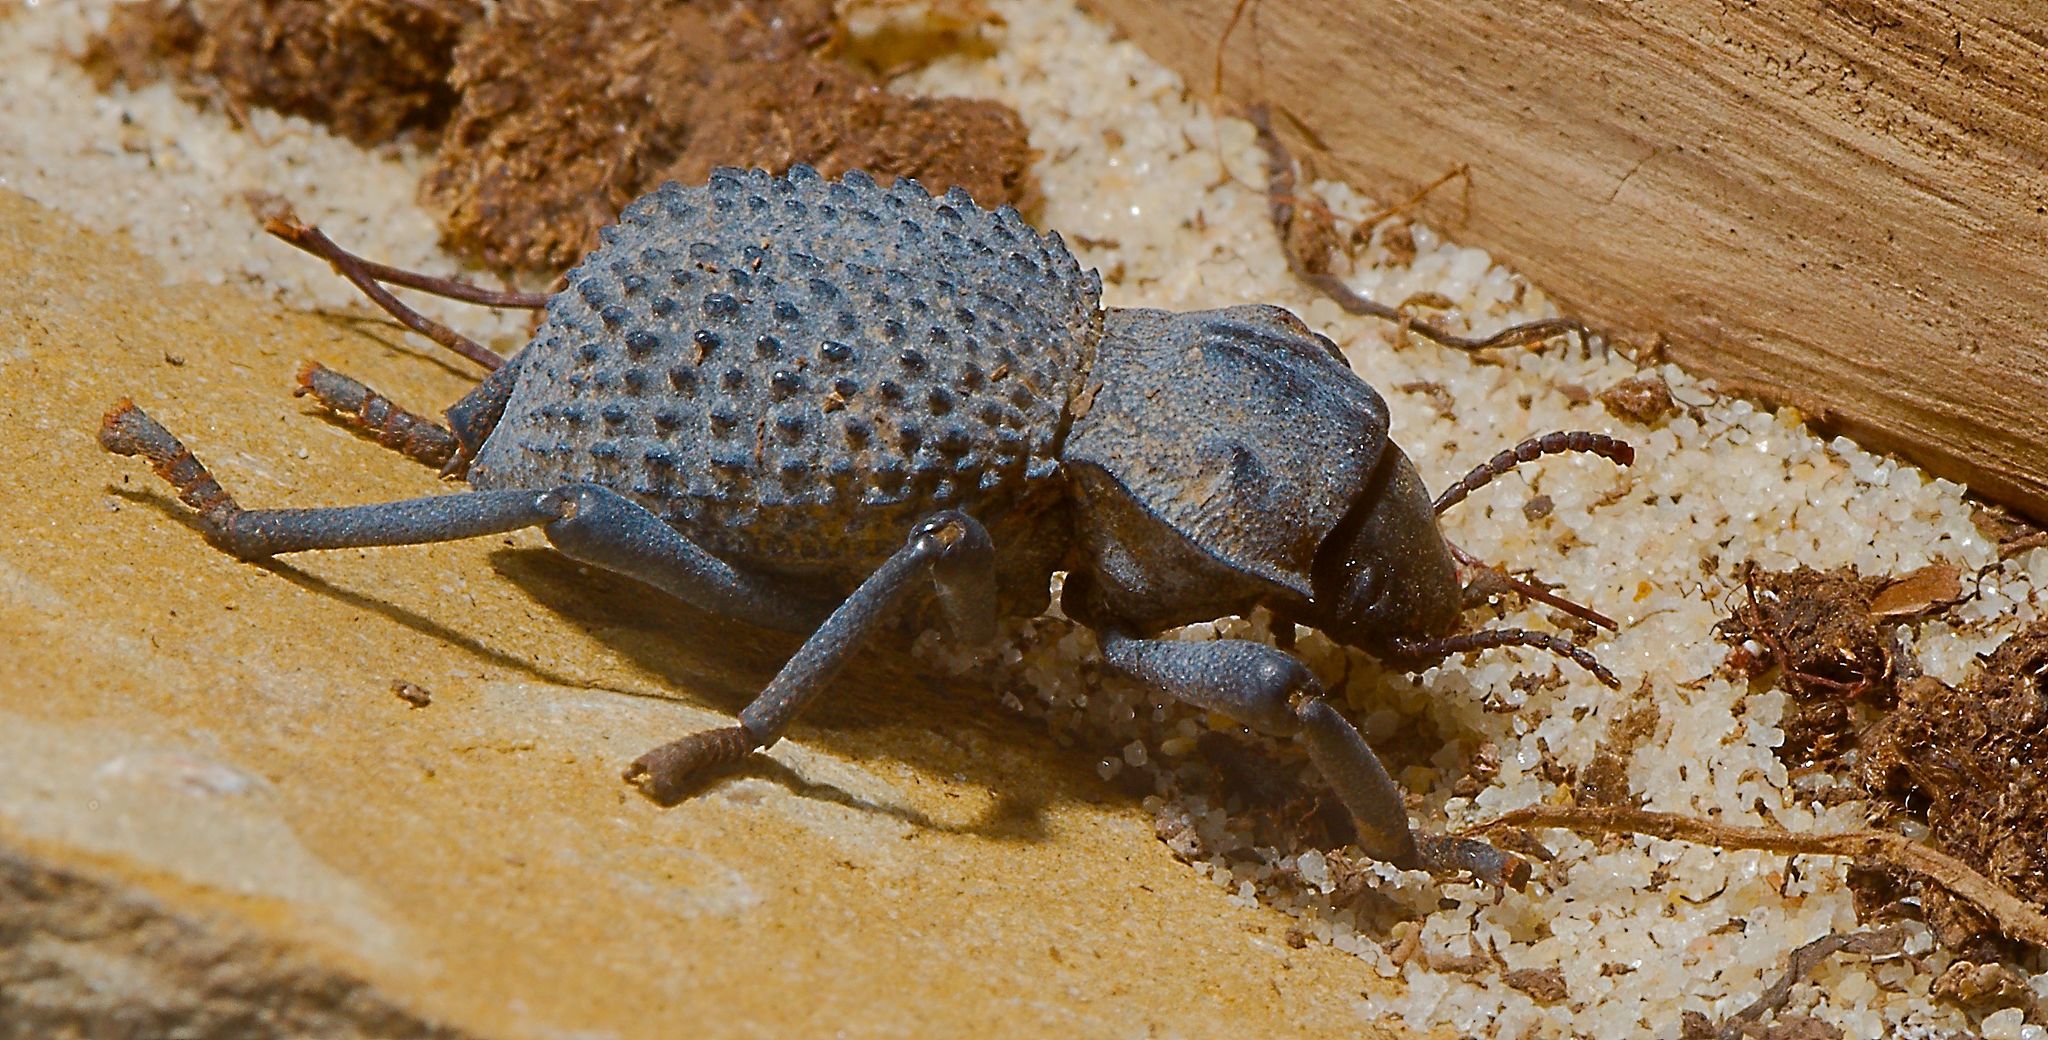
[1094,629,1529,888]
[100,400,561,559]
[624,511,998,803]
[257,202,544,374]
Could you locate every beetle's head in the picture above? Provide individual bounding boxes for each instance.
[1064,305,1631,688]
[1310,444,1462,651]
[1313,430,1638,687]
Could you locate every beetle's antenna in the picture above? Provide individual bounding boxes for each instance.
[1385,629,1620,689]
[1449,541,1618,631]
[1433,431,1634,514]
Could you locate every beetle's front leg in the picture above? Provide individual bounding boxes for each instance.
[1096,630,1527,887]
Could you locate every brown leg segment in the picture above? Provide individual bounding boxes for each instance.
[262,213,549,310]
[99,398,241,537]
[257,205,508,373]
[294,362,458,471]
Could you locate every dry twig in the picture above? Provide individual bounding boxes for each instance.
[1471,805,2048,947]
[1248,105,1593,354]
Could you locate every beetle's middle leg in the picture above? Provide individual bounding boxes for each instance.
[623,511,997,803]
[1095,630,1528,886]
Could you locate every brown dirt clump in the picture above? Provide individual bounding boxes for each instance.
[421,0,746,271]
[422,0,1032,272]
[1716,565,1895,765]
[82,0,1035,276]
[1862,623,2048,921]
[78,0,205,89]
[661,56,1037,217]
[1598,372,1679,425]
[1574,692,1659,808]
[84,0,477,146]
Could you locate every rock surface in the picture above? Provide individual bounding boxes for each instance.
[0,190,1406,1038]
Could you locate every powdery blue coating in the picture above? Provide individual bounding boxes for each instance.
[469,166,1103,599]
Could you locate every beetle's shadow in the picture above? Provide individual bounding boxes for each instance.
[487,546,1084,843]
[112,486,1068,842]
[305,311,512,381]
[109,488,587,688]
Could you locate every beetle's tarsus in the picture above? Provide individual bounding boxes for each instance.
[260,204,508,373]
[1416,834,1531,890]
[99,399,247,549]
[295,362,459,471]
[264,211,547,309]
[625,725,757,804]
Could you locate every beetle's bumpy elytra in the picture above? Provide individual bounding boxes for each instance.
[101,165,1633,884]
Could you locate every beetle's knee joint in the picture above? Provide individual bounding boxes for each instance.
[912,510,989,562]
[1240,653,1318,734]
[537,483,609,524]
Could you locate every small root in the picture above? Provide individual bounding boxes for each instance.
[1710,928,1906,1039]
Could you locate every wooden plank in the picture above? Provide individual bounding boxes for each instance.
[1086,0,2048,520]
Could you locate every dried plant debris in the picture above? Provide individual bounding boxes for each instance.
[1718,562,1970,771]
[1501,966,1569,1005]
[391,679,432,708]
[82,0,1034,274]
[1248,105,1592,354]
[1862,624,2048,931]
[1716,565,1898,764]
[1971,499,2048,561]
[1475,805,2048,948]
[1930,957,2039,1010]
[1679,928,1905,1040]
[1866,563,1963,620]
[84,0,475,145]
[1711,565,2048,954]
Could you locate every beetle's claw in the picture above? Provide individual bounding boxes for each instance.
[624,725,756,804]
[1415,834,1531,891]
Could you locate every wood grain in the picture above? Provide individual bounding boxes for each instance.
[1086,0,2048,520]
